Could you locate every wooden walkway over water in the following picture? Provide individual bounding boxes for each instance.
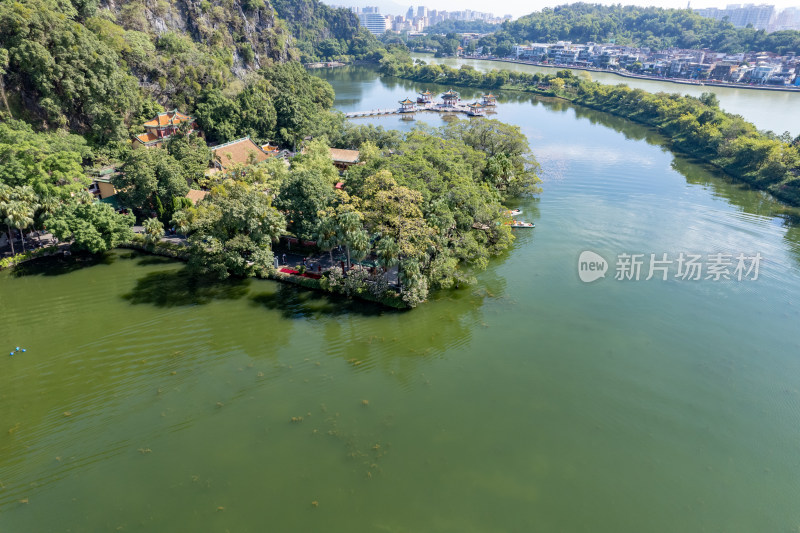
[344,103,487,119]
[345,108,406,118]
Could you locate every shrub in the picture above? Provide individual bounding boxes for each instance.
[0,245,60,271]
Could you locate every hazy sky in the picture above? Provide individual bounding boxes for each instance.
[339,0,800,18]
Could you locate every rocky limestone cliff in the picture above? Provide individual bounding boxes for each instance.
[100,0,297,73]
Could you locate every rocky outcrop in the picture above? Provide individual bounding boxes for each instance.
[100,0,296,73]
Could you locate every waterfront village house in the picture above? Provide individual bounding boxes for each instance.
[441,89,460,106]
[329,148,360,171]
[133,110,197,148]
[399,98,417,113]
[711,62,739,80]
[209,137,273,173]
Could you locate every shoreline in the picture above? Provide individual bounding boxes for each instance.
[119,239,409,309]
[449,56,800,94]
[2,238,407,309]
[383,65,800,207]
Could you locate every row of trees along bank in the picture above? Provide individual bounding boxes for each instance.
[382,59,800,206]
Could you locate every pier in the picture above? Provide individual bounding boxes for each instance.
[344,102,489,118]
[344,90,494,119]
[344,108,407,118]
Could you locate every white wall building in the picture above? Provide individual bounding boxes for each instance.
[696,4,776,31]
[358,12,390,35]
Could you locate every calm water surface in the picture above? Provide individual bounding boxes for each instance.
[416,54,800,136]
[2,65,800,532]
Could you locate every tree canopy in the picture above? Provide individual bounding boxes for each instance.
[47,200,134,253]
[179,180,286,278]
[0,0,148,142]
[115,148,191,218]
[194,62,341,147]
[0,119,92,197]
[271,0,386,62]
[492,3,800,55]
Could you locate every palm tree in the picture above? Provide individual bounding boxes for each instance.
[315,215,339,266]
[171,211,191,236]
[36,195,60,244]
[143,217,165,246]
[0,201,14,255]
[73,189,94,205]
[398,257,423,294]
[12,187,39,252]
[3,201,33,255]
[348,229,371,268]
[0,183,13,254]
[376,236,400,284]
[336,210,363,268]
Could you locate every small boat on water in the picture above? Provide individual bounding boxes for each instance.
[505,220,535,228]
[506,208,523,216]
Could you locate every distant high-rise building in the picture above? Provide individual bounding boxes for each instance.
[358,12,389,35]
[696,4,776,31]
[407,6,415,20]
[772,7,800,31]
[417,6,427,18]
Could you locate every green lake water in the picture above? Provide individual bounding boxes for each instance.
[415,54,800,136]
[2,65,800,532]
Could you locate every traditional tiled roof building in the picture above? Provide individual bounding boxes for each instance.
[441,89,460,106]
[185,189,209,205]
[329,148,360,171]
[134,110,197,148]
[467,102,486,116]
[210,137,272,171]
[261,142,280,154]
[399,98,417,112]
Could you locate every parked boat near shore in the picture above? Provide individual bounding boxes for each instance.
[505,220,535,228]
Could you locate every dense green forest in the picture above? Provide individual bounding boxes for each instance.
[0,0,382,142]
[271,0,385,62]
[480,3,800,55]
[383,58,800,206]
[392,33,464,56]
[423,19,500,35]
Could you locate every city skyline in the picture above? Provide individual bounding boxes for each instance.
[324,0,800,20]
[347,3,508,34]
